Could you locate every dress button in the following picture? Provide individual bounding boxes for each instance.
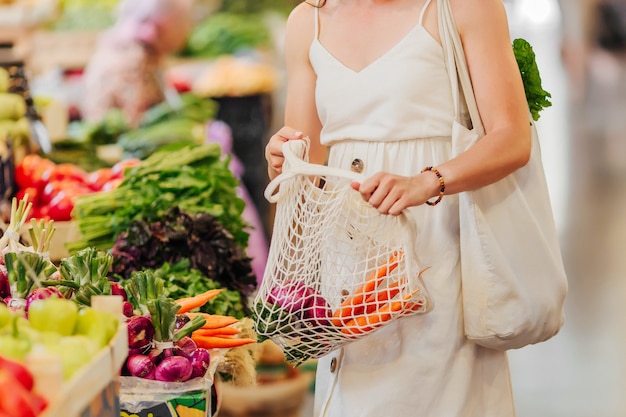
[351,158,364,173]
[330,357,337,373]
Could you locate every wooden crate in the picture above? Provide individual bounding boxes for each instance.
[26,30,100,75]
[40,320,128,417]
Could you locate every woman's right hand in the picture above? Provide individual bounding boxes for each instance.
[265,127,304,178]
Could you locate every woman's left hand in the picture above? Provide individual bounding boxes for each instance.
[351,171,440,215]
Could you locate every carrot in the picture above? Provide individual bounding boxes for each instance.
[363,278,407,314]
[184,312,239,329]
[176,289,223,314]
[341,289,420,335]
[193,326,241,337]
[331,250,403,326]
[192,335,256,349]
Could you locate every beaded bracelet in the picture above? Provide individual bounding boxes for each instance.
[421,166,445,206]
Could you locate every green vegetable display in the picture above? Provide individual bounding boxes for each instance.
[68,143,249,252]
[182,12,272,58]
[513,38,552,121]
[56,247,114,306]
[150,260,247,319]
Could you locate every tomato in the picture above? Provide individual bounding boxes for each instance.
[26,205,50,221]
[15,186,40,206]
[14,155,55,190]
[40,179,90,206]
[46,193,75,221]
[42,163,87,184]
[111,158,141,179]
[85,167,113,191]
[100,177,124,191]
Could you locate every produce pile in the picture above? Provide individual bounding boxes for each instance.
[67,143,257,310]
[181,12,272,59]
[253,252,429,365]
[68,92,217,160]
[13,154,136,222]
[0,199,123,416]
[0,194,258,408]
[119,270,256,384]
[0,67,30,153]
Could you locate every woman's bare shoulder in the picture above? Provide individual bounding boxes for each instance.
[286,2,317,32]
[284,1,317,50]
[448,0,510,35]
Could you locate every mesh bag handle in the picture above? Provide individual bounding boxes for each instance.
[253,139,433,366]
[264,139,363,202]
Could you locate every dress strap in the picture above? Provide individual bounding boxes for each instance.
[419,0,434,25]
[314,0,320,39]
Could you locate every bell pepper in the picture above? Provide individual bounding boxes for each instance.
[0,316,31,361]
[27,298,78,336]
[74,307,118,348]
[0,356,34,391]
[0,304,10,328]
[0,369,42,417]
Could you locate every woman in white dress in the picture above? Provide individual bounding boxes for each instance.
[265,0,531,415]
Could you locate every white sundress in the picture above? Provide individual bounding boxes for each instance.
[309,0,517,416]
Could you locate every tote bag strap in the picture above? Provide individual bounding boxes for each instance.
[437,0,485,139]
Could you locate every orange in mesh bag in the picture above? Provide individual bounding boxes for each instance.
[252,139,433,365]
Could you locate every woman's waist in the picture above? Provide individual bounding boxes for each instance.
[320,125,452,147]
[323,135,452,149]
[326,137,452,177]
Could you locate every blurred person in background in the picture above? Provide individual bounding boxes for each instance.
[561,0,626,174]
[82,0,193,126]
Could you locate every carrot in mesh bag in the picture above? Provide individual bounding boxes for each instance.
[341,267,431,335]
[331,250,404,326]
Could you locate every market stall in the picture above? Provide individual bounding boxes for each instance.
[1,0,315,416]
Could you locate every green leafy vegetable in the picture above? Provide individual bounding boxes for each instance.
[4,252,58,299]
[124,270,166,316]
[67,144,249,252]
[147,296,181,343]
[151,260,247,319]
[56,247,114,305]
[513,38,552,121]
[182,12,272,58]
[110,207,255,317]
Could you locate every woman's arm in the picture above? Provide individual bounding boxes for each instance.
[265,3,326,179]
[356,0,531,214]
[438,0,532,192]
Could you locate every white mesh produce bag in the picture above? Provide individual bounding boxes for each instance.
[252,139,433,365]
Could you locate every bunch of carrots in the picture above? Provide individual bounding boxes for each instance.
[330,251,426,336]
[175,290,257,350]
